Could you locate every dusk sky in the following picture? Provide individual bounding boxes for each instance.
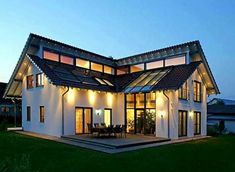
[0,0,235,100]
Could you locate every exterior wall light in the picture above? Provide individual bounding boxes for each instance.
[96,109,102,116]
[189,109,194,118]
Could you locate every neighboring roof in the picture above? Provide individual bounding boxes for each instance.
[208,105,235,115]
[208,98,235,106]
[208,115,235,121]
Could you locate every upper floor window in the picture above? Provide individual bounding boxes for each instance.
[36,73,44,87]
[91,62,103,72]
[194,81,202,102]
[179,82,188,100]
[76,58,90,69]
[39,106,45,123]
[26,75,34,89]
[104,65,115,75]
[27,106,31,121]
[165,55,185,67]
[130,63,144,73]
[60,55,74,65]
[43,51,59,62]
[117,67,129,75]
[146,60,164,70]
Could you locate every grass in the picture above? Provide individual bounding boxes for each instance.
[0,132,235,172]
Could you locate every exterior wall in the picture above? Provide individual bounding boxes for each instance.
[22,63,62,137]
[63,90,124,135]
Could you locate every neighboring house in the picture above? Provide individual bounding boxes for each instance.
[0,82,21,118]
[207,98,235,133]
[3,33,219,139]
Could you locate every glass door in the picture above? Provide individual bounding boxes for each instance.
[104,108,112,126]
[75,107,92,134]
[136,109,145,134]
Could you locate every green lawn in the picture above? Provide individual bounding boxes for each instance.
[0,132,235,172]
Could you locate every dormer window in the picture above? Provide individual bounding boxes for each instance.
[36,73,44,87]
[43,51,59,62]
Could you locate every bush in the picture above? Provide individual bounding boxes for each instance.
[0,119,8,131]
[207,124,219,137]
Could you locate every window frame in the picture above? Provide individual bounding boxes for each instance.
[26,75,34,89]
[27,106,31,122]
[178,110,188,137]
[36,73,44,87]
[194,111,201,135]
[178,81,188,100]
[193,81,202,102]
[39,106,45,123]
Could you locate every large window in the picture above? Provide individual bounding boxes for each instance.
[26,75,34,89]
[194,112,201,135]
[194,81,202,102]
[165,55,186,67]
[146,60,164,70]
[178,82,188,100]
[76,58,90,69]
[60,55,74,65]
[39,106,45,123]
[27,106,31,121]
[178,110,187,137]
[36,73,44,87]
[43,51,59,62]
[130,63,144,73]
[117,67,129,75]
[91,62,103,72]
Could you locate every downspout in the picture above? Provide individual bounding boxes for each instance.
[11,99,16,127]
[163,90,170,139]
[62,87,69,136]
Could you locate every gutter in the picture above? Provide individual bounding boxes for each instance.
[61,87,69,136]
[163,90,170,139]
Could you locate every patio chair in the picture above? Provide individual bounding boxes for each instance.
[87,123,93,136]
[114,125,122,137]
[94,123,99,128]
[107,125,114,136]
[101,123,106,127]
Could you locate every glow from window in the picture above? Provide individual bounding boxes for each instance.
[130,63,144,73]
[43,51,59,62]
[91,62,103,72]
[61,55,74,65]
[104,65,114,75]
[76,58,90,69]
[146,60,164,70]
[165,55,185,66]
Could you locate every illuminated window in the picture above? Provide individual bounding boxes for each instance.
[126,94,134,108]
[178,82,188,100]
[1,107,9,113]
[117,67,129,75]
[194,81,202,102]
[165,55,185,67]
[194,112,201,135]
[91,62,103,72]
[130,63,144,73]
[27,106,31,121]
[76,58,90,69]
[146,60,164,70]
[136,93,145,108]
[104,65,114,75]
[61,55,74,65]
[39,106,45,123]
[26,75,34,89]
[146,92,156,108]
[36,73,44,87]
[43,51,59,62]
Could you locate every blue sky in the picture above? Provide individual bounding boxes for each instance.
[0,0,235,99]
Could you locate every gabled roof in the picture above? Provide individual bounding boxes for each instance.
[208,98,235,106]
[208,105,235,115]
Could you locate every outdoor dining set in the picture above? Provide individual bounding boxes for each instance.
[87,123,126,138]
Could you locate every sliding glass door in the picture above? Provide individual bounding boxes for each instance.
[178,111,187,137]
[104,108,112,126]
[75,107,92,134]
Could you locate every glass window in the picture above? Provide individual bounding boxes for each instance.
[117,67,129,75]
[91,62,103,72]
[95,78,107,85]
[178,110,187,137]
[126,109,134,133]
[103,79,114,86]
[146,92,156,108]
[165,55,186,67]
[43,51,59,62]
[178,82,187,100]
[27,106,31,121]
[194,81,202,102]
[130,63,144,73]
[126,94,134,108]
[136,93,145,108]
[104,65,114,75]
[194,112,201,135]
[61,55,74,65]
[39,106,45,123]
[36,73,44,87]
[26,75,34,89]
[146,60,164,70]
[76,58,90,69]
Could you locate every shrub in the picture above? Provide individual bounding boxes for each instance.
[207,124,219,136]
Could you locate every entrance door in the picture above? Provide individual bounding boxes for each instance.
[104,108,112,126]
[136,109,145,134]
[75,107,92,134]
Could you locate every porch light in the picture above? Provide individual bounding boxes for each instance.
[189,109,194,118]
[96,109,102,116]
[159,111,165,118]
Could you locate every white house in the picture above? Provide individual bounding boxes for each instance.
[3,33,219,140]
